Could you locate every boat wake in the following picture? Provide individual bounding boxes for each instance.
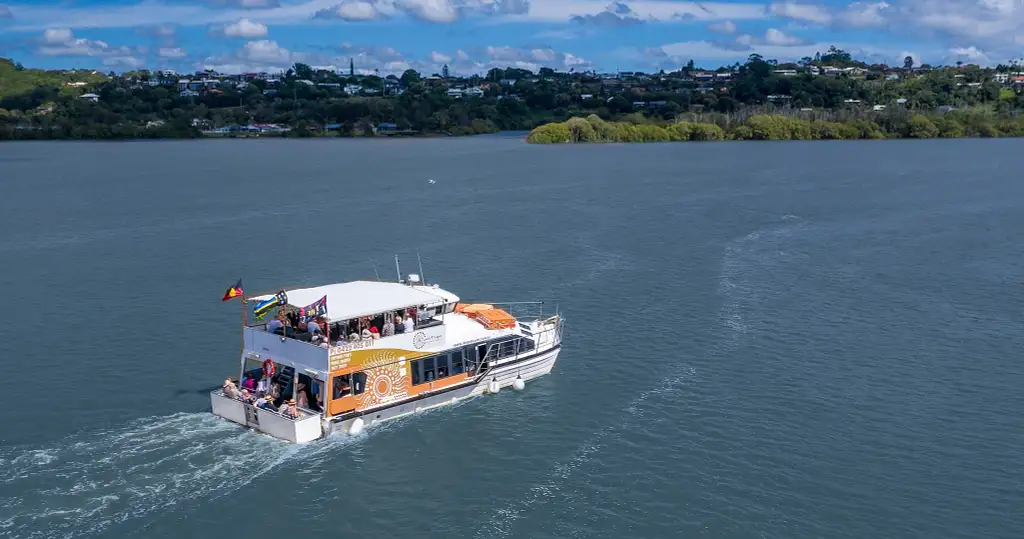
[473,215,812,538]
[472,367,698,539]
[0,413,360,539]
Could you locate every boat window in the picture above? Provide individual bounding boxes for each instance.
[519,337,536,353]
[423,357,436,382]
[437,353,449,379]
[411,360,422,385]
[451,349,464,375]
[332,374,352,399]
[352,372,367,395]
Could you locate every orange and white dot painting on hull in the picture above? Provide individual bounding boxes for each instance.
[326,347,470,416]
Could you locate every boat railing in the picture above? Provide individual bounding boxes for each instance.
[212,389,321,422]
[479,301,556,322]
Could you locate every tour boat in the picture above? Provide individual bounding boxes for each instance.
[210,275,564,443]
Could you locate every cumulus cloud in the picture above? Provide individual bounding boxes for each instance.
[708,19,737,33]
[763,27,805,45]
[946,45,989,64]
[571,1,643,26]
[314,0,389,21]
[430,50,452,63]
[767,2,832,24]
[836,1,890,27]
[484,45,590,71]
[0,5,12,18]
[639,39,918,67]
[36,28,139,63]
[209,0,281,8]
[314,0,528,23]
[217,18,269,38]
[158,46,187,58]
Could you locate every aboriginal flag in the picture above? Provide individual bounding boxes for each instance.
[221,279,244,301]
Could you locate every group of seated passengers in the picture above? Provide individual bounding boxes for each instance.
[334,309,418,344]
[222,375,323,418]
[266,308,426,347]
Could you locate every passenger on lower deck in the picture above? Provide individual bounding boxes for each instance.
[280,398,298,418]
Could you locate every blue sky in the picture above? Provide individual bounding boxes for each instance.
[0,0,1021,74]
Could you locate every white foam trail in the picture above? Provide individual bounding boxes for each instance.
[473,368,697,539]
[718,215,809,353]
[0,412,364,539]
[474,216,812,537]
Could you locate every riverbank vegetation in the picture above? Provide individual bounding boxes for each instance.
[527,109,1024,143]
[0,48,1021,141]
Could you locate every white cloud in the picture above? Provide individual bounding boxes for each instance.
[314,0,390,20]
[645,39,917,65]
[836,1,889,27]
[456,49,469,60]
[485,45,590,70]
[36,28,137,59]
[766,2,832,24]
[219,18,268,38]
[946,45,989,64]
[0,5,13,18]
[103,55,144,67]
[43,27,73,43]
[708,20,737,33]
[158,46,187,58]
[430,50,452,62]
[763,27,804,45]
[398,0,458,23]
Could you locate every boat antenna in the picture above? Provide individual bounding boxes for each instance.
[373,264,381,281]
[417,252,426,285]
[394,254,402,283]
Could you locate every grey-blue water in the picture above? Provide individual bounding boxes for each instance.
[1,137,1022,539]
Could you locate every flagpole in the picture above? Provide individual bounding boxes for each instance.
[239,296,247,388]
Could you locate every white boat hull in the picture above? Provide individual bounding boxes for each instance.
[328,345,561,435]
[211,346,562,443]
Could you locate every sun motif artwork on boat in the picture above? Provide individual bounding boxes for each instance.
[357,350,409,408]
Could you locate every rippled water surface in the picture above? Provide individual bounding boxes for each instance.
[1,137,1022,539]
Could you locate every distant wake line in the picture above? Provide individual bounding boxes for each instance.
[473,215,811,538]
[0,412,360,539]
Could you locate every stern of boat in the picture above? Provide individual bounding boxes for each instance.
[211,390,324,444]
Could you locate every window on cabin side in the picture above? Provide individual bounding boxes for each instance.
[411,359,422,385]
[423,356,436,382]
[436,353,449,378]
[352,372,367,395]
[452,349,464,375]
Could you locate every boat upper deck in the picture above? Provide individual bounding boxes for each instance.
[241,279,553,376]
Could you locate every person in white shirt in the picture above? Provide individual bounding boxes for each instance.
[403,315,414,333]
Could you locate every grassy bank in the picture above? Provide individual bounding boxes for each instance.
[526,112,1024,143]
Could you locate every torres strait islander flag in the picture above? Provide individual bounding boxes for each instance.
[222,279,244,301]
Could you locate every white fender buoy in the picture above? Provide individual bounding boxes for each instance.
[415,406,423,413]
[451,397,458,405]
[348,417,364,436]
[512,375,525,391]
[487,377,500,394]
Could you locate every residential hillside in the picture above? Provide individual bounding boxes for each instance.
[1,48,1022,140]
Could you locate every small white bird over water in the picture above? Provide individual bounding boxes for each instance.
[428,179,436,184]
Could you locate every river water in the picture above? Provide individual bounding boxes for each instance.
[0,136,1021,539]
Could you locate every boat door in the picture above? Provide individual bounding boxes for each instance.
[476,344,488,372]
[244,403,261,427]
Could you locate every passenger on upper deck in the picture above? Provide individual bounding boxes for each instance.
[382,315,395,337]
[394,314,405,334]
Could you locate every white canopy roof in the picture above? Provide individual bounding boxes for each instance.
[251,280,459,322]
